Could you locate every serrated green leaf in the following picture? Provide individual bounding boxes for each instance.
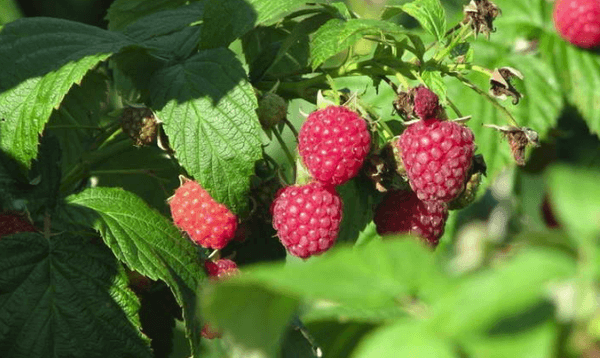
[310,18,407,69]
[203,283,299,358]
[0,232,151,358]
[149,48,262,214]
[230,239,440,308]
[430,248,575,335]
[401,0,447,42]
[106,0,190,31]
[546,165,600,242]
[352,320,457,358]
[0,18,133,170]
[64,187,205,357]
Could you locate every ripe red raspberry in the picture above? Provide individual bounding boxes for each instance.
[168,178,237,250]
[398,119,475,203]
[413,86,440,120]
[553,0,600,49]
[373,190,448,246]
[204,259,239,279]
[202,259,239,339]
[298,106,371,186]
[271,182,343,258]
[0,213,37,238]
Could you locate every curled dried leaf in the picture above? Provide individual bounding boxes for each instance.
[484,124,539,166]
[463,0,501,39]
[489,67,524,104]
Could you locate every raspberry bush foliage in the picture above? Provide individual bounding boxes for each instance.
[1,0,600,357]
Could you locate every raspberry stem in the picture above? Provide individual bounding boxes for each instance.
[272,127,297,182]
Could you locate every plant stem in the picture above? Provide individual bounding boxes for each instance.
[272,128,297,181]
[448,72,520,127]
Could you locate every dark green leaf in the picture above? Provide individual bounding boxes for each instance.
[64,187,205,357]
[149,48,262,214]
[200,0,257,49]
[0,18,133,169]
[246,0,308,26]
[310,18,407,69]
[0,232,151,358]
[106,0,190,31]
[337,177,377,243]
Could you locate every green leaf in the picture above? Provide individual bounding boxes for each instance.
[401,0,447,42]
[310,18,407,69]
[430,248,576,335]
[460,313,559,358]
[302,302,406,324]
[106,0,190,31]
[337,177,377,243]
[149,48,262,214]
[200,0,257,49]
[121,2,204,59]
[539,33,600,136]
[0,232,152,358]
[421,69,446,105]
[546,165,600,241]
[305,321,376,358]
[231,239,440,308]
[64,187,205,357]
[352,320,457,358]
[0,18,133,170]
[245,0,308,26]
[203,283,299,358]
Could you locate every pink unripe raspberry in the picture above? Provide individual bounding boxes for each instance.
[271,182,343,258]
[553,0,600,49]
[398,119,475,203]
[298,106,371,186]
[414,86,440,120]
[169,179,237,249]
[373,190,448,246]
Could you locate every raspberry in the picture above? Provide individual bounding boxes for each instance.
[168,178,237,250]
[271,182,343,258]
[204,259,239,279]
[373,190,448,246]
[202,259,239,339]
[553,0,600,49]
[398,119,475,203]
[413,86,440,120]
[0,213,37,238]
[298,106,371,186]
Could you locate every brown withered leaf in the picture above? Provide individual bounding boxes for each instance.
[463,0,501,39]
[484,124,539,166]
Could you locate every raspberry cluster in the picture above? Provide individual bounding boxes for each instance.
[373,86,477,246]
[271,106,371,259]
[169,178,237,250]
